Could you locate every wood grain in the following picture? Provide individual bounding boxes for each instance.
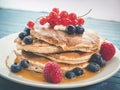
[0,8,120,90]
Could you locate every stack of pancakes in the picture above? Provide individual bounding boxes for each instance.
[15,27,103,73]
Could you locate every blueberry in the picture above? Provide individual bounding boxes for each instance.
[75,25,84,34]
[20,59,29,68]
[18,32,27,40]
[72,67,83,76]
[23,36,33,44]
[89,54,106,67]
[24,27,30,35]
[86,62,100,72]
[65,25,75,34]
[10,63,22,73]
[97,59,106,67]
[65,71,75,79]
[89,54,101,62]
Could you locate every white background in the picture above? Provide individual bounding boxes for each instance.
[0,0,120,21]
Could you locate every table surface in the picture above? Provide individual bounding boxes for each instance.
[0,8,120,90]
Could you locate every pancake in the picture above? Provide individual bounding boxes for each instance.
[15,39,97,53]
[15,28,101,54]
[32,51,98,64]
[14,27,103,74]
[27,59,89,74]
[20,51,89,73]
[31,28,100,51]
[15,38,63,54]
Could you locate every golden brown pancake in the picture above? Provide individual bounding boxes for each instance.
[31,28,100,51]
[14,27,103,73]
[15,28,101,54]
[21,51,89,73]
[15,38,63,54]
[32,51,98,64]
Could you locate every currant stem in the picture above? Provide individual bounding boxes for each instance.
[35,16,44,24]
[78,9,92,18]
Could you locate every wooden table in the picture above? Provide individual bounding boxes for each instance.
[0,8,120,90]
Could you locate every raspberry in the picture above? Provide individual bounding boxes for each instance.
[27,21,34,28]
[43,62,62,83]
[100,42,116,61]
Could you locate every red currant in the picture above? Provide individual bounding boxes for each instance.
[57,17,62,25]
[50,21,56,27]
[48,18,58,27]
[71,19,78,26]
[40,17,47,25]
[52,8,59,14]
[49,11,57,18]
[78,18,84,25]
[68,13,77,20]
[60,11,68,18]
[62,18,71,26]
[27,21,34,28]
[46,16,50,21]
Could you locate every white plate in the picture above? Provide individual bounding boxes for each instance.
[0,33,120,89]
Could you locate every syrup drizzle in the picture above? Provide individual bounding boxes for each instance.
[5,50,103,83]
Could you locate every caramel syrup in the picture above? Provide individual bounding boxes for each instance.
[15,68,99,83]
[6,51,102,83]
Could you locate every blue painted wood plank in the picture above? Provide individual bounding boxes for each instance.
[0,77,120,90]
[0,8,120,90]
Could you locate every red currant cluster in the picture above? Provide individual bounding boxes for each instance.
[27,8,85,28]
[40,8,84,27]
